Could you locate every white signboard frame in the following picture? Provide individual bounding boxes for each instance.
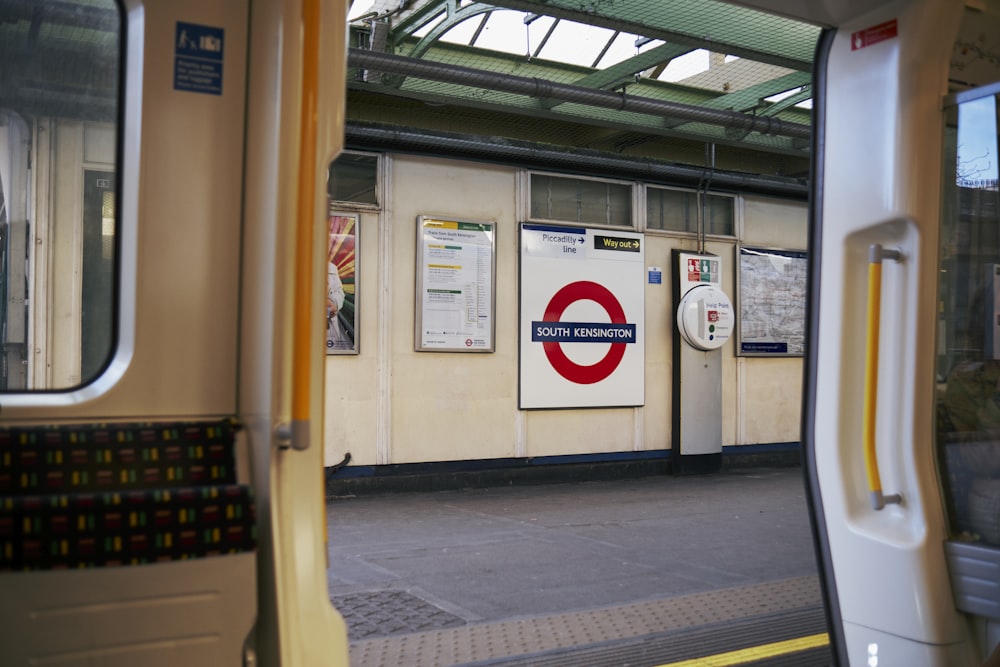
[415,216,496,352]
[519,223,645,409]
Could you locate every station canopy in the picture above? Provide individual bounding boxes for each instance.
[345,0,823,188]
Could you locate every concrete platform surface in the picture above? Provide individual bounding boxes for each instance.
[325,466,821,646]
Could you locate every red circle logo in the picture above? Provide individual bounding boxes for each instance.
[541,281,627,384]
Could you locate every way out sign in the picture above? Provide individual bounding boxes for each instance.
[520,224,645,409]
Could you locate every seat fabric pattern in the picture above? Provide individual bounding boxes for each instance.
[0,420,256,571]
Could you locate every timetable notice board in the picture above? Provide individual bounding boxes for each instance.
[415,216,496,352]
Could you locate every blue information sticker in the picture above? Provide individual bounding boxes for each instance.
[174,22,224,95]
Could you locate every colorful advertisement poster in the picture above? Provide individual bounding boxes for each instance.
[327,213,358,354]
[519,223,645,409]
[416,216,496,352]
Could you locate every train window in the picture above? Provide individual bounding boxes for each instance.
[328,151,379,206]
[0,1,121,391]
[646,186,735,236]
[936,88,1000,546]
[529,173,632,227]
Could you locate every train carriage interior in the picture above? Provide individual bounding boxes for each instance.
[1,0,1000,665]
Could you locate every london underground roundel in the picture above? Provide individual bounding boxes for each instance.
[540,281,630,384]
[677,284,733,351]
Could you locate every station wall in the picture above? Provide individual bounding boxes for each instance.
[322,154,807,467]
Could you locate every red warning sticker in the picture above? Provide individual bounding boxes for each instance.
[851,19,898,51]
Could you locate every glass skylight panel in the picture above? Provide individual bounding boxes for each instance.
[348,0,377,22]
[470,11,534,55]
[656,49,711,83]
[765,87,814,109]
[765,89,800,102]
[427,9,646,70]
[524,14,557,55]
[594,32,646,69]
[411,11,448,38]
[438,15,482,46]
[533,20,617,67]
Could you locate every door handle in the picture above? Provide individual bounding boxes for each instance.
[290,0,323,451]
[864,243,904,510]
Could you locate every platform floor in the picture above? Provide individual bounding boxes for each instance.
[326,467,826,666]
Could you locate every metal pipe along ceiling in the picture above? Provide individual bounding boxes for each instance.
[345,123,809,198]
[347,48,812,141]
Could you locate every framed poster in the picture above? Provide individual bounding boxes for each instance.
[737,246,807,356]
[326,212,359,354]
[519,223,645,409]
[415,216,496,352]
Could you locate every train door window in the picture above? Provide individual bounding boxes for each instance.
[936,86,1000,546]
[329,151,379,207]
[0,1,121,391]
[646,186,735,236]
[529,173,632,227]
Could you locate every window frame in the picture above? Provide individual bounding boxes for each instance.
[526,170,636,230]
[0,0,126,396]
[642,184,738,239]
[327,149,381,212]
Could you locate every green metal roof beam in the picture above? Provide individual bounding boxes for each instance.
[348,79,807,155]
[392,39,812,119]
[389,0,454,39]
[399,2,499,59]
[567,42,696,92]
[349,47,812,130]
[346,48,811,152]
[363,39,814,135]
[693,71,811,113]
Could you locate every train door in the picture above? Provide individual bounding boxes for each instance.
[805,1,1000,665]
[936,81,1000,664]
[0,0,349,665]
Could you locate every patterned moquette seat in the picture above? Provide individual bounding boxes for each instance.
[0,420,256,570]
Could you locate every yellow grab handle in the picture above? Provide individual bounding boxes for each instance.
[863,244,902,510]
[290,0,322,450]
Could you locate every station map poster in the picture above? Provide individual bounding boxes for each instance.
[520,223,644,409]
[737,246,807,356]
[415,216,496,352]
[327,213,358,354]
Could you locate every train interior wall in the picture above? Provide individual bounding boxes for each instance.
[322,153,807,469]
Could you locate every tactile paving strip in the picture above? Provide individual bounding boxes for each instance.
[348,575,822,667]
[462,606,829,666]
[332,590,467,640]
